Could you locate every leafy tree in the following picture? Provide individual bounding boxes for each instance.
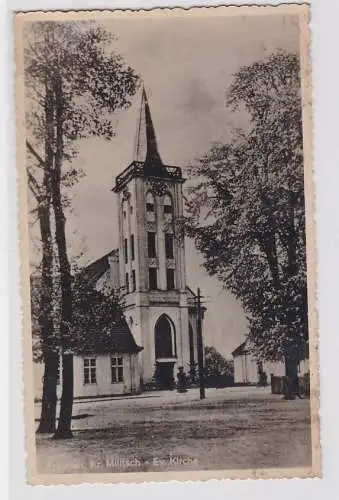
[186,52,308,391]
[31,276,125,358]
[68,278,126,354]
[24,20,139,436]
[204,346,234,378]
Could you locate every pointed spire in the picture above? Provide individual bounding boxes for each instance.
[133,87,165,172]
[113,86,183,193]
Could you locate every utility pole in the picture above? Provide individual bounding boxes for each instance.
[196,287,205,400]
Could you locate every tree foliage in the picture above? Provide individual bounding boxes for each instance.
[204,346,234,378]
[25,19,139,341]
[31,275,125,357]
[186,52,308,366]
[25,20,139,435]
[25,21,139,155]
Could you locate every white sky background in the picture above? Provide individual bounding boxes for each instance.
[29,12,300,358]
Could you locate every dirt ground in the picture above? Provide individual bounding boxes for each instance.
[34,386,312,474]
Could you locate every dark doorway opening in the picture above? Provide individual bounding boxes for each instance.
[155,362,175,390]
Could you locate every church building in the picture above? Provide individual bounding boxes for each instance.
[34,88,204,400]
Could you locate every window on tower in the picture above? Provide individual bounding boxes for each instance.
[147,232,157,258]
[164,194,173,215]
[124,238,128,264]
[130,234,135,261]
[149,268,157,290]
[165,233,174,259]
[125,272,129,293]
[146,192,155,213]
[146,192,156,222]
[166,268,175,290]
[131,270,136,292]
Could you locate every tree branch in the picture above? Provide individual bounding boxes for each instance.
[27,167,43,202]
[26,140,45,168]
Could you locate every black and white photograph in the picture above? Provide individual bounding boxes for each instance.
[14,4,319,484]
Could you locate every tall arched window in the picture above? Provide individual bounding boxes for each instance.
[154,315,176,359]
[164,193,173,217]
[122,200,128,261]
[146,191,156,222]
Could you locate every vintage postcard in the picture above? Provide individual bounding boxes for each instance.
[14,4,320,485]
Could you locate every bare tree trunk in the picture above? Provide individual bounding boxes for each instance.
[54,352,73,438]
[38,351,59,433]
[36,82,59,434]
[36,203,57,433]
[284,356,299,400]
[52,187,74,438]
[52,75,74,439]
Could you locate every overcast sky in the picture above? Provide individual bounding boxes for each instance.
[29,11,300,358]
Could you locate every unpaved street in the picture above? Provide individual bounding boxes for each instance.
[35,387,312,474]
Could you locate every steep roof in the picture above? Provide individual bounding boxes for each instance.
[231,341,248,357]
[133,87,166,175]
[78,252,142,355]
[79,249,118,287]
[75,316,143,356]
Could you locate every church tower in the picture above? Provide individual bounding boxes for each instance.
[113,88,198,389]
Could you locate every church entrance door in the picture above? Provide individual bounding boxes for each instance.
[156,361,175,390]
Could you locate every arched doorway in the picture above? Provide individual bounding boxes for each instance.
[154,315,176,390]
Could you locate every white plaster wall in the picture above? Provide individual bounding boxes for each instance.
[115,174,191,385]
[108,255,120,290]
[234,355,286,384]
[127,298,195,383]
[264,361,285,379]
[135,178,148,290]
[246,356,259,383]
[233,356,244,384]
[73,354,127,397]
[235,355,309,385]
[125,302,144,349]
[234,355,258,384]
[34,354,140,400]
[130,354,141,392]
[299,359,309,375]
[127,304,152,382]
[263,360,309,379]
